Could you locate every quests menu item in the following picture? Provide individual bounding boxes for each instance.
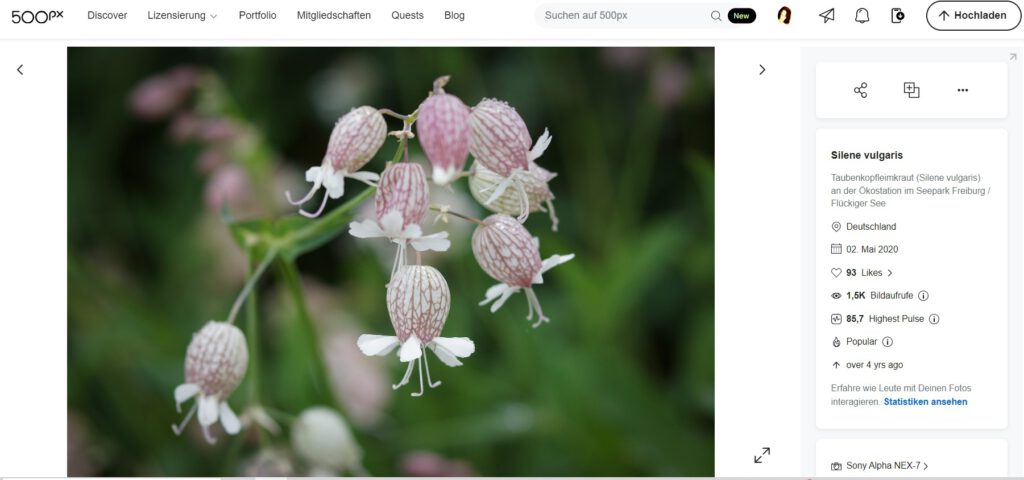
[815,128,1008,430]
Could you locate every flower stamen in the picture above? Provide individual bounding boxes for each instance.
[285,173,322,206]
[394,359,416,390]
[411,357,426,397]
[525,288,550,328]
[422,346,442,388]
[171,403,198,435]
[299,190,330,218]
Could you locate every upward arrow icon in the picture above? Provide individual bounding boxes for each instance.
[939,10,950,20]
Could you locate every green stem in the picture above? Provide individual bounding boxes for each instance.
[244,255,272,446]
[277,257,338,409]
[226,246,278,325]
[390,133,409,163]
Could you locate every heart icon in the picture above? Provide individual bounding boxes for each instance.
[831,268,842,278]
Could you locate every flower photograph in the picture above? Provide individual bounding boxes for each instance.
[67,47,714,476]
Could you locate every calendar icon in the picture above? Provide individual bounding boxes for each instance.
[831,243,842,255]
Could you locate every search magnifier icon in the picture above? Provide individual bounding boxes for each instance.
[711,10,722,20]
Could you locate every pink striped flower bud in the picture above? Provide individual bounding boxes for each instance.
[471,214,574,327]
[286,106,387,218]
[172,321,248,444]
[357,265,475,396]
[349,162,450,281]
[416,91,471,186]
[469,161,560,231]
[375,162,430,229]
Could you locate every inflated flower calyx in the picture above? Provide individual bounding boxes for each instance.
[469,161,560,231]
[172,321,248,444]
[348,162,450,281]
[469,98,552,176]
[416,77,471,186]
[471,214,574,327]
[356,265,475,396]
[375,162,430,229]
[468,98,552,222]
[287,106,387,217]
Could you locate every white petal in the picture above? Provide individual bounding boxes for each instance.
[304,166,323,183]
[348,218,386,239]
[410,231,451,252]
[527,128,552,162]
[348,170,380,186]
[484,173,516,205]
[433,165,459,186]
[323,169,347,199]
[219,402,241,435]
[432,337,475,358]
[431,344,462,366]
[379,210,406,237]
[479,283,520,312]
[401,223,424,240]
[534,253,575,283]
[197,395,220,427]
[399,336,423,362]
[356,334,401,356]
[174,384,200,412]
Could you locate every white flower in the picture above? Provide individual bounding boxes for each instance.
[472,214,574,327]
[286,106,387,218]
[172,321,248,444]
[349,163,450,281]
[479,253,575,327]
[291,407,363,474]
[349,210,451,252]
[356,266,475,396]
[470,160,559,231]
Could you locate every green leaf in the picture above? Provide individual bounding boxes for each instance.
[225,186,376,260]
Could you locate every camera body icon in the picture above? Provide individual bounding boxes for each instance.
[891,7,905,23]
[831,461,843,471]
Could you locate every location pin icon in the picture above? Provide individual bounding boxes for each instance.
[832,221,842,232]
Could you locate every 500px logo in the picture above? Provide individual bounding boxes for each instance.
[10,10,64,24]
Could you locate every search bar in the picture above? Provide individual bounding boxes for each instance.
[538,3,742,28]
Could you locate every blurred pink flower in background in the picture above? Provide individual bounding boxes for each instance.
[195,148,230,175]
[400,450,477,477]
[169,112,202,142]
[197,118,243,143]
[204,165,254,215]
[601,47,652,72]
[323,331,392,427]
[129,66,200,120]
[287,279,393,426]
[651,61,692,110]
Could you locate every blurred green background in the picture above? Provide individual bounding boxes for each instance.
[68,47,714,476]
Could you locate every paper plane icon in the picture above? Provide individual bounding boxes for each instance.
[820,8,835,23]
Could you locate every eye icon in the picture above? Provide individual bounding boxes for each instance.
[831,292,842,300]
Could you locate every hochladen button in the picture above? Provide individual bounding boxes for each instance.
[728,8,757,24]
[927,1,1021,30]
